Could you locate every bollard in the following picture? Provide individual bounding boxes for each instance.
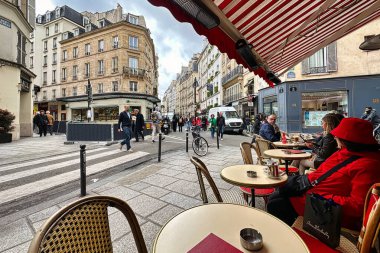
[80,145,86,196]
[216,131,220,149]
[158,133,162,162]
[186,132,189,152]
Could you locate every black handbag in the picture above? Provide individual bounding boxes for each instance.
[278,155,360,197]
[303,193,342,248]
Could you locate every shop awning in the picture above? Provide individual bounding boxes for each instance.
[147,0,380,86]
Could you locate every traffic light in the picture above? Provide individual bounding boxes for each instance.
[87,80,93,102]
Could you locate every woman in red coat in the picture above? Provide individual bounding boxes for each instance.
[267,118,380,230]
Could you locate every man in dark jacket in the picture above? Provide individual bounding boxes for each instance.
[118,105,133,152]
[134,109,145,142]
[37,110,48,137]
[259,114,281,142]
[172,114,178,132]
[217,112,226,140]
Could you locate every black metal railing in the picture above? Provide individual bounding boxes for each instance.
[221,66,243,85]
[309,66,327,74]
[223,92,243,104]
[123,67,146,78]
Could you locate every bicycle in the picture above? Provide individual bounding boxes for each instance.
[191,126,208,156]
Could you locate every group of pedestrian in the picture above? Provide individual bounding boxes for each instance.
[33,110,54,137]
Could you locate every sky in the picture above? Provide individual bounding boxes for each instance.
[36,0,204,98]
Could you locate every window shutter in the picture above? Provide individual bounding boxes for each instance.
[301,59,309,75]
[327,41,337,72]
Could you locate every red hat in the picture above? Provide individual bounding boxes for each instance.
[330,118,378,145]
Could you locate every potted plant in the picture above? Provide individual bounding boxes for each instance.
[0,109,15,143]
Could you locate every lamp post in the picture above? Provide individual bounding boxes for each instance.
[193,77,198,117]
[86,79,92,122]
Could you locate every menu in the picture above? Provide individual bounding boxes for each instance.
[187,233,242,253]
[304,111,329,127]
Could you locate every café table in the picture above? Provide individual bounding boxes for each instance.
[220,164,288,207]
[152,203,310,253]
[273,141,307,149]
[263,149,312,175]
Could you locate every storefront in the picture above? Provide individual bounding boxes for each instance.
[258,75,380,133]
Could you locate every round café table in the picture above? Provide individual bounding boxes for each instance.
[221,164,288,207]
[152,203,310,253]
[273,141,307,149]
[263,149,312,175]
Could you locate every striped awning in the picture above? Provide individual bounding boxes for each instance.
[148,0,380,86]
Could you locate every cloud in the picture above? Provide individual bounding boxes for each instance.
[36,0,204,98]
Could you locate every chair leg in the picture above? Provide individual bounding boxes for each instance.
[243,192,249,203]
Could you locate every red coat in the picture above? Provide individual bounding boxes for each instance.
[290,148,380,230]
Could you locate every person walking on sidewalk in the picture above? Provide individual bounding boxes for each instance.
[209,114,217,139]
[134,109,145,142]
[178,115,184,132]
[46,111,54,136]
[151,107,165,143]
[33,111,40,134]
[217,112,226,140]
[37,110,48,137]
[118,105,133,152]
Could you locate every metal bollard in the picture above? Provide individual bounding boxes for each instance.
[158,133,162,162]
[80,145,86,196]
[186,132,189,152]
[216,131,220,149]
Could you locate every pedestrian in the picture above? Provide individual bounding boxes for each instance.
[209,114,217,139]
[178,115,184,132]
[131,110,137,134]
[259,114,281,142]
[172,114,178,132]
[217,112,226,140]
[46,111,54,135]
[253,114,263,134]
[38,110,48,137]
[201,116,208,131]
[151,107,165,143]
[134,109,145,142]
[118,105,133,152]
[33,111,40,134]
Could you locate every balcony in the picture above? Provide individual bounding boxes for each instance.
[98,71,104,76]
[309,66,327,74]
[123,67,146,78]
[42,81,47,86]
[52,61,57,65]
[42,96,47,101]
[61,77,67,82]
[73,75,77,80]
[85,73,90,78]
[112,68,118,73]
[221,66,243,86]
[223,92,243,105]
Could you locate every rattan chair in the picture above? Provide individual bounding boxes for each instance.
[239,142,274,205]
[292,183,380,253]
[28,195,148,253]
[190,156,247,205]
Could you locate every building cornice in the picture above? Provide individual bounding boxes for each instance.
[0,58,36,78]
[57,92,160,103]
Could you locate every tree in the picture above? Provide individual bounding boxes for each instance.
[0,109,15,133]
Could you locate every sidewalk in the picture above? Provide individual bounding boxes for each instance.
[0,139,263,253]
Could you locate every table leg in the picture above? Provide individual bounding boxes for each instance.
[251,188,255,207]
[285,160,289,175]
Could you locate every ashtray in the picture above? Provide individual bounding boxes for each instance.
[247,171,257,178]
[240,228,263,251]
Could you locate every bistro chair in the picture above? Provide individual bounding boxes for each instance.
[190,156,247,205]
[292,183,380,253]
[239,142,274,205]
[28,195,148,253]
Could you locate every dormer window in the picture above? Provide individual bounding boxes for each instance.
[37,15,42,23]
[99,20,105,28]
[83,17,89,26]
[128,14,138,25]
[55,7,60,18]
[74,28,79,36]
[62,32,68,40]
[46,11,50,22]
[85,24,91,32]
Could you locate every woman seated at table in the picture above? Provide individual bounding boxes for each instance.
[293,113,340,174]
[267,118,380,230]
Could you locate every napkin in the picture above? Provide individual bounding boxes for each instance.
[187,233,243,253]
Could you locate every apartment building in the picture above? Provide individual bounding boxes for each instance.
[59,17,158,121]
[0,0,36,140]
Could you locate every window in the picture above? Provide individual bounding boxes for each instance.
[85,43,91,55]
[74,28,79,36]
[73,47,78,58]
[46,11,50,22]
[55,8,60,18]
[73,65,78,80]
[43,41,48,51]
[129,36,138,49]
[129,81,138,92]
[62,68,67,81]
[30,31,34,39]
[128,14,139,25]
[31,42,34,53]
[61,88,66,97]
[52,89,56,99]
[53,37,57,48]
[112,81,118,91]
[113,36,119,48]
[85,63,90,77]
[129,57,138,74]
[98,83,103,93]
[112,57,118,72]
[85,24,91,32]
[302,42,337,75]
[43,91,47,100]
[43,72,47,84]
[98,40,104,52]
[43,55,47,66]
[62,50,67,61]
[62,32,68,40]
[83,17,89,26]
[30,56,33,68]
[98,60,104,75]
[37,15,42,23]
[52,70,56,83]
[46,27,49,36]
[73,87,77,96]
[52,53,57,64]
[54,23,58,33]
[99,20,105,28]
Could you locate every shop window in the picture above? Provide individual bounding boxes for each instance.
[72,109,86,121]
[263,96,278,116]
[94,106,119,121]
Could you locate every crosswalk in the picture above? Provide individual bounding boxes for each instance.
[0,147,150,209]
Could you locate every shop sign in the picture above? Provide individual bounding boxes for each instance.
[248,102,254,107]
[0,17,11,28]
[372,98,380,104]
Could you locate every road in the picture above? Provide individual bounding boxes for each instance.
[0,130,251,217]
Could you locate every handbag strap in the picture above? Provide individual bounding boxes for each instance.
[310,155,360,187]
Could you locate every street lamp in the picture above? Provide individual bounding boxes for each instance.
[193,77,198,117]
[87,79,93,122]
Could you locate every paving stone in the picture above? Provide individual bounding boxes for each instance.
[127,194,167,217]
[148,204,184,226]
[32,218,46,231]
[2,241,31,253]
[173,172,199,182]
[91,182,119,193]
[28,206,60,223]
[164,180,200,197]
[214,178,235,190]
[128,181,152,191]
[156,168,182,177]
[0,219,33,252]
[57,196,82,208]
[109,211,146,241]
[99,185,141,202]
[160,192,202,210]
[113,233,138,253]
[142,174,178,188]
[140,186,170,198]
[140,221,161,251]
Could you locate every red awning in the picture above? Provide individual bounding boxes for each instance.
[148,0,380,86]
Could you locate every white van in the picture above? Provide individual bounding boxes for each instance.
[208,106,243,134]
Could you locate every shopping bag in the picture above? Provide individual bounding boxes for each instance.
[303,193,342,248]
